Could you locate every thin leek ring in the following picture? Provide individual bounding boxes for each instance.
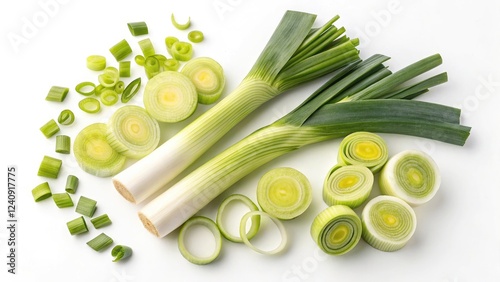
[78,97,101,114]
[323,164,374,208]
[100,89,119,106]
[178,216,222,265]
[239,211,287,255]
[75,81,96,96]
[338,131,389,173]
[216,194,261,243]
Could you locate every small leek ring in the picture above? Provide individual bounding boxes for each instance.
[216,194,261,243]
[178,216,222,265]
[75,81,96,96]
[239,211,287,255]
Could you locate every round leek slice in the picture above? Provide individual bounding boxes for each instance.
[143,71,198,123]
[338,132,389,173]
[216,194,260,243]
[171,41,193,61]
[256,167,312,220]
[178,216,222,265]
[323,165,374,208]
[361,195,417,252]
[180,57,225,105]
[73,123,126,177]
[379,150,440,206]
[188,30,204,43]
[239,211,287,255]
[100,89,119,106]
[107,105,160,159]
[310,205,362,255]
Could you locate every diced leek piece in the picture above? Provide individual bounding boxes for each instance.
[65,175,79,194]
[171,13,191,30]
[121,77,142,103]
[100,89,119,106]
[40,119,60,138]
[87,55,106,71]
[256,167,312,220]
[338,132,389,173]
[144,56,161,79]
[75,81,96,96]
[111,245,133,262]
[361,195,417,252]
[188,30,204,43]
[138,38,155,58]
[216,194,261,243]
[114,81,125,94]
[164,36,179,56]
[171,41,193,61]
[127,21,148,36]
[239,211,288,255]
[78,97,101,114]
[57,109,75,125]
[32,182,52,202]
[91,214,112,229]
[37,155,62,179]
[180,57,225,104]
[73,123,126,177]
[76,196,97,217]
[379,150,440,206]
[178,216,222,265]
[143,71,198,122]
[310,205,362,255]
[55,135,71,154]
[53,192,74,208]
[87,233,114,251]
[67,216,88,235]
[45,86,69,102]
[135,55,145,66]
[95,84,105,96]
[107,105,160,159]
[119,61,131,77]
[109,39,132,61]
[323,165,374,208]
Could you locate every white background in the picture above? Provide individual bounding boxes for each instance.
[1,0,499,281]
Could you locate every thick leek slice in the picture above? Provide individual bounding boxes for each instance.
[216,194,260,243]
[256,167,312,220]
[65,175,79,194]
[180,57,225,104]
[73,123,126,177]
[32,182,52,202]
[112,245,133,262]
[107,105,160,159]
[143,71,198,122]
[45,86,69,102]
[171,41,193,61]
[52,193,74,208]
[379,150,440,206]
[323,165,373,208]
[55,135,71,154]
[37,155,62,178]
[109,39,132,61]
[361,195,417,252]
[86,55,106,71]
[337,131,389,173]
[239,211,287,255]
[138,38,155,58]
[178,216,222,265]
[87,233,113,251]
[76,196,97,217]
[188,30,204,43]
[128,21,148,36]
[40,119,60,138]
[67,216,88,235]
[310,205,362,255]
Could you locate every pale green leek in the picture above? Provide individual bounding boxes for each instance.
[322,165,373,208]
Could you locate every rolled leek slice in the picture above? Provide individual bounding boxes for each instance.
[239,211,287,255]
[361,195,417,252]
[180,57,225,105]
[107,105,160,159]
[337,132,389,173]
[379,150,441,206]
[310,205,362,255]
[73,123,126,177]
[216,194,260,243]
[143,71,198,123]
[178,216,222,265]
[256,167,312,220]
[323,165,373,208]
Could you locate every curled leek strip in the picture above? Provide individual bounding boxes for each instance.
[178,216,222,265]
[239,211,288,255]
[361,195,417,252]
[216,194,260,243]
[379,150,441,206]
[181,57,225,105]
[310,205,362,255]
[171,41,193,61]
[323,165,374,208]
[337,131,389,173]
[98,67,120,88]
[165,36,179,56]
[143,71,198,122]
[171,13,191,30]
[73,123,126,177]
[107,105,160,159]
[58,109,75,125]
[112,245,133,262]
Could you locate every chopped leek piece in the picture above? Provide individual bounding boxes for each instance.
[106,105,160,159]
[138,38,155,58]
[75,81,96,96]
[76,196,97,217]
[216,194,261,243]
[338,132,389,173]
[171,13,191,30]
[239,211,288,255]
[310,205,362,255]
[114,81,125,94]
[143,71,198,122]
[37,155,62,179]
[73,123,126,177]
[95,84,105,96]
[163,58,180,71]
[65,175,79,194]
[87,233,114,251]
[67,216,88,235]
[91,214,112,229]
[178,216,222,265]
[55,135,71,154]
[171,41,193,61]
[121,77,142,103]
[100,89,119,106]
[52,193,74,208]
[256,167,312,220]
[119,61,131,77]
[127,21,148,36]
[32,182,52,202]
[45,86,69,102]
[112,245,133,262]
[144,56,161,79]
[87,55,106,71]
[188,30,204,43]
[323,165,373,208]
[180,57,225,104]
[379,150,441,206]
[98,67,119,88]
[135,55,145,66]
[109,39,132,61]
[165,36,179,56]
[40,119,60,138]
[78,97,101,114]
[57,109,75,125]
[361,195,417,252]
